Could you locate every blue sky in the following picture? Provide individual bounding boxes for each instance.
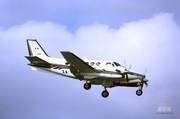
[0,0,180,119]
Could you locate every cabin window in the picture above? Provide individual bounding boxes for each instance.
[90,62,95,66]
[96,62,100,66]
[112,63,115,66]
[106,62,111,66]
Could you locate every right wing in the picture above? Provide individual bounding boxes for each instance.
[61,51,99,73]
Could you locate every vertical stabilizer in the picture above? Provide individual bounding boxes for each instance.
[26,39,49,57]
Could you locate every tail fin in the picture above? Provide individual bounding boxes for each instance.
[26,39,49,57]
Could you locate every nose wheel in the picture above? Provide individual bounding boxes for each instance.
[136,89,143,96]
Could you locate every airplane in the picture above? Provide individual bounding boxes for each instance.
[25,39,148,98]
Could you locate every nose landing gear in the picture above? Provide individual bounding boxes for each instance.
[136,89,143,96]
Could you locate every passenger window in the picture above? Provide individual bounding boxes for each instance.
[90,62,95,66]
[96,62,100,66]
[112,63,115,66]
[106,62,111,66]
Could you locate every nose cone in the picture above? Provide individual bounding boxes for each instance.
[144,79,148,82]
[144,79,148,87]
[143,74,146,78]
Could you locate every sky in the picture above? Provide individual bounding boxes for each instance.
[0,0,180,119]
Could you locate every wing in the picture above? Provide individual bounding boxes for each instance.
[61,51,99,73]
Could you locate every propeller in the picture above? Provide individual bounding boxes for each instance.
[139,69,149,89]
[123,60,132,82]
[144,79,148,87]
[144,68,147,76]
[144,69,148,87]
[125,73,129,82]
[140,78,148,87]
[124,60,132,71]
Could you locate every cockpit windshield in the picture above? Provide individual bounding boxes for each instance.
[113,62,121,66]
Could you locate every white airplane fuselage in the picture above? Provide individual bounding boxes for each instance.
[28,56,144,87]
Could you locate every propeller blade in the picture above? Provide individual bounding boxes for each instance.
[128,65,132,70]
[145,82,148,87]
[143,69,148,87]
[125,73,129,82]
[144,79,148,87]
[124,60,127,70]
[124,61,132,71]
[141,83,144,90]
[144,69,147,76]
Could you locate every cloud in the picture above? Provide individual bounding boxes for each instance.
[1,0,180,32]
[0,13,180,119]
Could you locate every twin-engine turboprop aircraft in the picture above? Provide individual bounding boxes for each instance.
[25,39,148,98]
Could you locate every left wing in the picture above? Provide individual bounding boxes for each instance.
[61,51,99,73]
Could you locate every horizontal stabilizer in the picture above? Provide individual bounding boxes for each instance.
[61,51,99,73]
[25,56,50,67]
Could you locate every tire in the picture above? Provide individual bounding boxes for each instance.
[101,90,109,98]
[136,90,143,96]
[83,83,91,90]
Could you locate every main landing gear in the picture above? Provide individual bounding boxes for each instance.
[83,83,91,90]
[83,83,109,98]
[101,88,109,98]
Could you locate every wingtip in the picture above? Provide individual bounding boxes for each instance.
[60,51,73,54]
[26,39,37,41]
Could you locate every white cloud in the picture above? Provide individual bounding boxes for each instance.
[1,21,72,41]
[1,12,180,83]
[1,12,180,119]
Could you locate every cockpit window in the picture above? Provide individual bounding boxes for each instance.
[96,62,100,66]
[90,62,95,66]
[113,62,121,66]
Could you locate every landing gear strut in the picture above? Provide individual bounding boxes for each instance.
[101,88,109,98]
[136,89,143,96]
[83,83,91,90]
